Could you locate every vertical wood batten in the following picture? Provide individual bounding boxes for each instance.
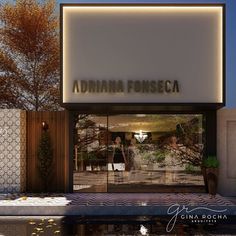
[26,111,69,192]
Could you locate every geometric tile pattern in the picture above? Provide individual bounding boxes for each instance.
[0,193,234,206]
[64,193,234,207]
[0,109,26,193]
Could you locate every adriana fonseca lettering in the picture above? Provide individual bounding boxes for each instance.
[73,80,180,94]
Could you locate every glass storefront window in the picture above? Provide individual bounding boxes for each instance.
[73,114,205,192]
[73,115,108,192]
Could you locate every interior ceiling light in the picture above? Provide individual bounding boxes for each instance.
[134,130,148,143]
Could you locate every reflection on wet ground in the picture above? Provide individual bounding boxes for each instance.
[74,170,204,192]
[0,216,235,236]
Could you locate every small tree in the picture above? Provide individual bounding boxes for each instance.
[0,0,60,110]
[37,130,53,191]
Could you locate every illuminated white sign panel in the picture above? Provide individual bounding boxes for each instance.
[62,5,223,104]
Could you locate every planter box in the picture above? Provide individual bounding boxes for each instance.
[206,168,218,195]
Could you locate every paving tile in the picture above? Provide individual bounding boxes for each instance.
[0,193,234,207]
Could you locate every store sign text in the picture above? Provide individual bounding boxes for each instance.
[73,80,180,94]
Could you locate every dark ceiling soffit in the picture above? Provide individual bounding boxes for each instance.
[61,103,224,114]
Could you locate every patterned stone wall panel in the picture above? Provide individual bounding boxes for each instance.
[20,111,26,192]
[0,109,26,193]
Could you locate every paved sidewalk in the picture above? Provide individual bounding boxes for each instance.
[225,196,236,205]
[0,193,235,216]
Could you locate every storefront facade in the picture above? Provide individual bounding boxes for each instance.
[4,4,236,196]
[61,4,225,193]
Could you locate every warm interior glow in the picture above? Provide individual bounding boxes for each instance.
[62,5,223,104]
[134,130,148,143]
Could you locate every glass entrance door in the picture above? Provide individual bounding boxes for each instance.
[73,115,108,192]
[73,114,205,192]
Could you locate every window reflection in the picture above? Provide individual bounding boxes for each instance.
[73,115,108,192]
[73,114,205,192]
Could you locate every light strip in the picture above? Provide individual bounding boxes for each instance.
[62,6,223,15]
[62,6,222,9]
[218,9,223,103]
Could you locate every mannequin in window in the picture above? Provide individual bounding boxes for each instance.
[112,136,127,183]
[112,136,127,171]
[128,138,139,170]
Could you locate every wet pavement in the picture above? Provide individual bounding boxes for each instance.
[0,193,235,216]
[0,193,233,207]
[0,193,235,235]
[0,215,236,235]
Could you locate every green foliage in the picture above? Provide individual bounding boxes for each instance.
[143,150,166,163]
[80,151,98,161]
[153,151,166,162]
[37,131,53,184]
[202,156,219,168]
[185,164,201,173]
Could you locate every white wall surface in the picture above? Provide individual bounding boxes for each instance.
[218,108,236,196]
[62,6,223,103]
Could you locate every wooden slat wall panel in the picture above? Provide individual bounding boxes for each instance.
[26,111,69,192]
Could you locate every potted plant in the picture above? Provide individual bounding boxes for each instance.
[202,156,219,195]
